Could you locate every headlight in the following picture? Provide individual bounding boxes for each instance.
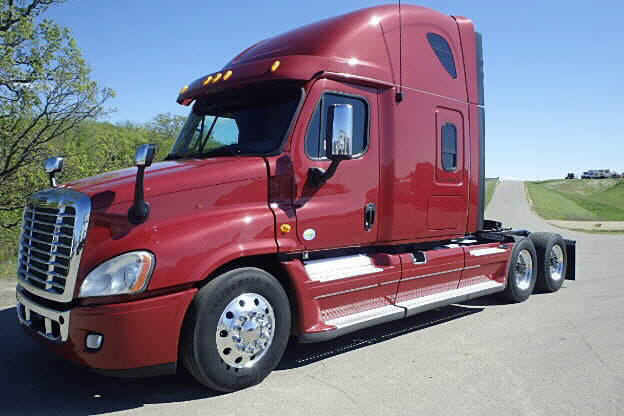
[79,251,155,298]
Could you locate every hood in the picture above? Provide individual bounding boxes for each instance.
[65,157,268,209]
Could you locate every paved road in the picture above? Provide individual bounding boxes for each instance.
[1,181,623,415]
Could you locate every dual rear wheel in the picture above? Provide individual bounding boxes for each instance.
[500,232,567,302]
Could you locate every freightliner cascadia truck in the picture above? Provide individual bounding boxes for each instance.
[15,4,575,391]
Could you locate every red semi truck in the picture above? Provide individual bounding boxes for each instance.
[15,5,575,391]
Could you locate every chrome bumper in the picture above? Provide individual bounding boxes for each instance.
[16,286,70,343]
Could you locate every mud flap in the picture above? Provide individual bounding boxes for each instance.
[565,239,576,280]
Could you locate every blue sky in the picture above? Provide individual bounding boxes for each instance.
[46,0,624,180]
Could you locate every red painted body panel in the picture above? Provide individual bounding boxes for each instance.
[460,243,514,287]
[377,88,470,242]
[26,289,196,370]
[396,248,464,304]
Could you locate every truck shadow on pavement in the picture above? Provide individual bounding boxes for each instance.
[0,301,489,415]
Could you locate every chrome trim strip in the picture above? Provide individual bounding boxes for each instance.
[401,267,463,282]
[17,188,91,303]
[379,279,401,286]
[315,284,379,300]
[401,265,480,283]
[16,286,70,342]
[464,265,482,270]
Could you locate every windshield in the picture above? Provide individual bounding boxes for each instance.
[168,82,302,159]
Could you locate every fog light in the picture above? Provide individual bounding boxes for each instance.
[86,333,103,350]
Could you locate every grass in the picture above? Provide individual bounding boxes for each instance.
[0,259,16,280]
[526,179,624,221]
[485,178,499,207]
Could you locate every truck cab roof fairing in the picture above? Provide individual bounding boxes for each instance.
[177,5,468,105]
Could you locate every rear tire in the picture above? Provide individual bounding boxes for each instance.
[528,232,567,293]
[499,238,538,302]
[181,267,291,392]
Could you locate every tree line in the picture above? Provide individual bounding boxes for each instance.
[0,1,186,261]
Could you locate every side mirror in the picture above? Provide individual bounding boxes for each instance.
[44,157,64,187]
[129,144,156,224]
[307,104,354,187]
[135,144,156,167]
[325,104,354,160]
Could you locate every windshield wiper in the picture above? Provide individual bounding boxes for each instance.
[199,146,242,158]
[164,153,182,161]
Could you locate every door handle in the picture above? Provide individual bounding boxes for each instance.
[365,203,376,231]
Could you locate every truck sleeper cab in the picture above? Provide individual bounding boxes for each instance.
[15,5,575,392]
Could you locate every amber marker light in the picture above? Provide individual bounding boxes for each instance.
[223,70,233,80]
[280,224,292,233]
[212,72,223,83]
[271,60,281,72]
[202,75,213,85]
[129,251,155,293]
[179,85,189,94]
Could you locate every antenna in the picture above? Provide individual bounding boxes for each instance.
[396,0,404,103]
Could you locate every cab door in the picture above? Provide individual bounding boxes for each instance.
[290,79,379,250]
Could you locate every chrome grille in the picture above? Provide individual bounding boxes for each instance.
[17,188,91,302]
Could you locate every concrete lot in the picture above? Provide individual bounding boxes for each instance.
[0,180,622,415]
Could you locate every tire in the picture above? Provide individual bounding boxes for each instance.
[499,238,538,302]
[181,267,291,392]
[528,232,567,293]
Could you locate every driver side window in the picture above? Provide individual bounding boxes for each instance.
[305,93,368,159]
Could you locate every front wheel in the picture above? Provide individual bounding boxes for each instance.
[499,238,538,303]
[181,267,291,392]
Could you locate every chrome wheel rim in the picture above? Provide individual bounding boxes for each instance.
[216,293,275,369]
[514,249,533,291]
[549,245,564,281]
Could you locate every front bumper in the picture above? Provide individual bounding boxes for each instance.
[16,285,197,375]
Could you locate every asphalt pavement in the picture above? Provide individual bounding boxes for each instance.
[0,180,622,415]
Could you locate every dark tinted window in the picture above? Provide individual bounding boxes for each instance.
[427,33,457,79]
[305,93,368,159]
[441,123,457,171]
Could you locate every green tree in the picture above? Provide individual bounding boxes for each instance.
[0,0,113,227]
[148,112,187,159]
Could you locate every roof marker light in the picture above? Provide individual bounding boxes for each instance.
[179,85,189,94]
[223,70,233,80]
[271,60,281,72]
[212,73,223,83]
[202,75,213,85]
